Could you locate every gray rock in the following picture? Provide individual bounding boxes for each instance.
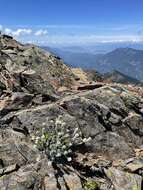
[64,173,83,190]
[105,167,142,190]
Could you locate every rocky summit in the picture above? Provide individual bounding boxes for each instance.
[0,34,142,190]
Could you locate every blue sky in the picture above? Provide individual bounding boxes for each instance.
[1,0,143,45]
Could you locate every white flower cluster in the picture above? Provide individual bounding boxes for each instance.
[31,115,91,163]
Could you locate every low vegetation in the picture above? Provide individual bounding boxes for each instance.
[31,115,91,163]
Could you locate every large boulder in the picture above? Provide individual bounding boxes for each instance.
[105,167,142,190]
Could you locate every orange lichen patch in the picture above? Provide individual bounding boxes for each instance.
[72,68,89,83]
[112,160,123,167]
[0,96,11,109]
[135,148,143,157]
[58,86,69,92]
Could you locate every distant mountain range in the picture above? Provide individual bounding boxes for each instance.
[95,48,143,82]
[42,46,103,68]
[42,47,143,82]
[103,70,143,86]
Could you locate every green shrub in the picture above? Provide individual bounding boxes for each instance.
[84,179,99,190]
[31,115,91,163]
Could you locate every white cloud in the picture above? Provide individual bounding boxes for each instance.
[4,28,32,37]
[2,24,143,45]
[32,34,143,45]
[35,29,48,36]
[13,29,32,36]
[0,25,3,31]
[5,28,12,34]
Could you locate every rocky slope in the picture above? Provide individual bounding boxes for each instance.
[0,34,77,94]
[0,34,143,190]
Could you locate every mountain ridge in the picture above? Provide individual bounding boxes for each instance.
[44,46,143,82]
[103,70,143,86]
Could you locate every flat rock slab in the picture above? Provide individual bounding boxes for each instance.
[105,167,142,190]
